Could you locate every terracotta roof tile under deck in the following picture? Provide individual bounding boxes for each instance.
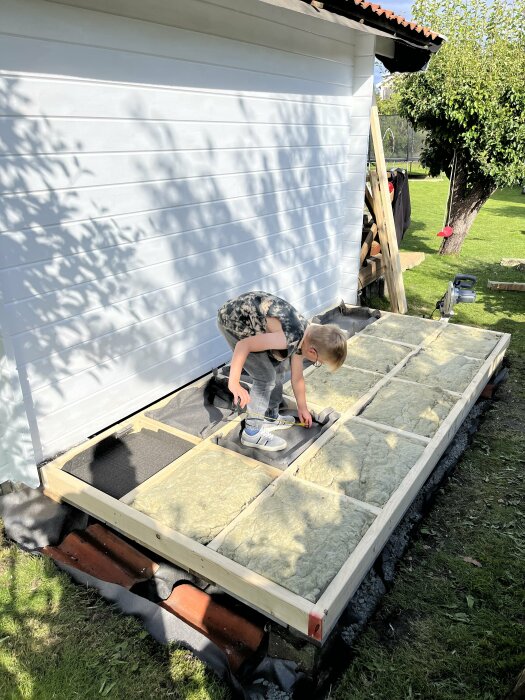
[41,522,266,672]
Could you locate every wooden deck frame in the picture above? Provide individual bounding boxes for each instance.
[39,312,510,644]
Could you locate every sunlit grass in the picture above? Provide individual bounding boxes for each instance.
[0,528,229,699]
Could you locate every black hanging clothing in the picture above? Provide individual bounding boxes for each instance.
[390,169,411,244]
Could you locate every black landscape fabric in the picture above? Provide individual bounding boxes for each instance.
[213,407,339,469]
[62,428,193,499]
[313,302,381,337]
[145,382,238,439]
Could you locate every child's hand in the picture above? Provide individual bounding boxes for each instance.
[228,382,251,409]
[298,406,313,428]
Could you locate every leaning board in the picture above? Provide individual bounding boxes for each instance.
[40,312,510,644]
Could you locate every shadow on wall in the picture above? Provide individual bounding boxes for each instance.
[0,63,351,458]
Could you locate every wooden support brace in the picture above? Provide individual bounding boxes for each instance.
[368,171,395,299]
[369,101,407,314]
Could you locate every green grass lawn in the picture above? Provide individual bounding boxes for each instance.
[334,181,525,700]
[0,528,229,699]
[1,181,524,700]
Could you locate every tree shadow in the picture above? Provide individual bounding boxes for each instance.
[0,20,358,467]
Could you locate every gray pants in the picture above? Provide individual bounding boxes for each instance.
[218,325,286,430]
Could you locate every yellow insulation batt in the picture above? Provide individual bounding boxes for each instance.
[295,419,425,507]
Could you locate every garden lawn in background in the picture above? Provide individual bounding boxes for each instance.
[334,181,525,699]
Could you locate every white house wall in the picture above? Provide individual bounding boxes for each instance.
[0,0,368,471]
[0,330,37,486]
[340,33,376,302]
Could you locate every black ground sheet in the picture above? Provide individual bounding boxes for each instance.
[145,371,252,439]
[62,427,193,499]
[313,302,381,337]
[213,408,339,469]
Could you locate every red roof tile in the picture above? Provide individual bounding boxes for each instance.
[316,1,443,42]
[356,1,441,40]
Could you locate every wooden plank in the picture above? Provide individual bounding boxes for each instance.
[360,225,376,265]
[487,281,525,292]
[350,415,431,444]
[39,464,314,635]
[313,332,511,642]
[368,174,395,299]
[369,101,407,314]
[364,181,376,220]
[359,253,385,288]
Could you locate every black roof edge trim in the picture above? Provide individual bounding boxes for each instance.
[304,0,443,49]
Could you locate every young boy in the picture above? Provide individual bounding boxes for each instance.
[217,291,347,452]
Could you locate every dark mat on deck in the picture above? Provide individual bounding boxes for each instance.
[313,302,381,338]
[212,407,339,469]
[62,427,193,499]
[145,371,251,439]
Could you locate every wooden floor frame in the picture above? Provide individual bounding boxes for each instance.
[39,311,510,644]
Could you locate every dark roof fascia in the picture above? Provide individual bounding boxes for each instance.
[302,0,444,71]
[306,0,443,47]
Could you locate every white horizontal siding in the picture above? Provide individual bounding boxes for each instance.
[0,331,37,485]
[0,77,353,122]
[0,117,354,157]
[0,0,367,462]
[24,220,345,391]
[1,192,344,270]
[339,34,375,305]
[0,149,363,196]
[0,165,348,234]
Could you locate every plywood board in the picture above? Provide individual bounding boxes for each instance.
[129,447,276,544]
[344,335,412,374]
[360,379,457,438]
[363,314,441,345]
[217,477,376,602]
[294,418,425,507]
[286,365,382,412]
[397,347,483,393]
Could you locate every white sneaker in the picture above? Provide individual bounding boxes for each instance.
[241,428,287,452]
[264,414,296,431]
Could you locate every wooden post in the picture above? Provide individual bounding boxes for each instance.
[368,170,395,301]
[369,100,407,313]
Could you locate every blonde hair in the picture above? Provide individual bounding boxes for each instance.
[307,323,347,371]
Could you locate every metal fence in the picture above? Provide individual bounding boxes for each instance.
[368,114,426,165]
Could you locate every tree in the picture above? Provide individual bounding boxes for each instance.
[376,77,403,116]
[398,0,525,254]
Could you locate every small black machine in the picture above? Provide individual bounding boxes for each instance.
[435,274,477,320]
